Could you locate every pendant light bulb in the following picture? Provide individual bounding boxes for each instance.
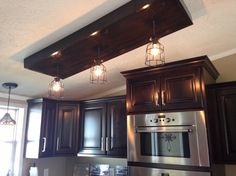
[150,43,160,56]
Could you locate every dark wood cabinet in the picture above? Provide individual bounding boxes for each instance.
[161,68,202,110]
[206,82,236,163]
[54,102,79,156]
[24,98,56,158]
[122,56,218,114]
[79,96,127,158]
[79,102,106,155]
[106,98,127,157]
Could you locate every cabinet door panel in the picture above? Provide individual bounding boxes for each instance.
[39,101,56,157]
[217,88,236,161]
[107,99,127,157]
[55,103,78,155]
[162,69,203,110]
[79,103,106,155]
[25,102,43,158]
[127,77,161,113]
[84,110,102,148]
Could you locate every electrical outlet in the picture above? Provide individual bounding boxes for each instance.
[44,168,49,176]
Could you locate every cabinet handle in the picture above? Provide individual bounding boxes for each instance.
[155,92,160,106]
[162,90,166,106]
[42,137,47,152]
[101,137,105,151]
[56,137,60,151]
[110,137,113,149]
[105,137,109,151]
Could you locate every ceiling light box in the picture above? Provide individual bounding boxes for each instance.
[24,0,192,79]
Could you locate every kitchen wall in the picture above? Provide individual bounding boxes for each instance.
[213,53,236,83]
[22,157,67,176]
[66,157,127,175]
[212,53,236,176]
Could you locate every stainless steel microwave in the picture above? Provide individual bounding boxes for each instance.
[127,111,210,167]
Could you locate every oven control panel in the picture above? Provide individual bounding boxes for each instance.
[147,114,176,125]
[133,111,202,127]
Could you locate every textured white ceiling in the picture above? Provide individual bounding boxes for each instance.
[0,0,236,100]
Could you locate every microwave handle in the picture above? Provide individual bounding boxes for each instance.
[136,127,193,133]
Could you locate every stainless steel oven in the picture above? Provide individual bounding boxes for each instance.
[127,111,210,167]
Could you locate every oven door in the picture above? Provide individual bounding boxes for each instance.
[128,117,209,167]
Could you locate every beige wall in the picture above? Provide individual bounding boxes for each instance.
[212,53,236,176]
[213,53,236,83]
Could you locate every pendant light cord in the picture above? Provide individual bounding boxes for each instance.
[152,20,156,37]
[6,87,11,113]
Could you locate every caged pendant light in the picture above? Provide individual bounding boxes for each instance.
[90,47,107,84]
[48,63,64,99]
[0,83,18,125]
[145,20,165,66]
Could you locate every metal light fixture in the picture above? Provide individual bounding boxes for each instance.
[48,64,64,99]
[0,83,18,125]
[90,47,107,84]
[145,20,165,66]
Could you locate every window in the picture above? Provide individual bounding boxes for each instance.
[0,106,25,176]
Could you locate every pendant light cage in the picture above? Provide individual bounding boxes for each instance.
[145,38,165,66]
[0,82,18,125]
[145,20,165,66]
[90,60,107,84]
[48,77,64,99]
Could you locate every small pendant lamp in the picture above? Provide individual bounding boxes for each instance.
[48,63,64,99]
[145,20,165,66]
[0,82,18,125]
[90,47,107,84]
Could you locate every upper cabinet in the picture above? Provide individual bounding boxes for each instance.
[24,98,56,158]
[78,96,127,158]
[24,99,80,158]
[122,56,219,114]
[54,102,80,156]
[206,82,236,163]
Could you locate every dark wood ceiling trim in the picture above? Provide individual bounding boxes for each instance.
[24,0,193,79]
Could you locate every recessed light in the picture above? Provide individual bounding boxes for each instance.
[51,51,61,57]
[141,4,150,10]
[90,31,99,36]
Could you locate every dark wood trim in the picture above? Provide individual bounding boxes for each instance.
[24,0,192,79]
[122,55,219,80]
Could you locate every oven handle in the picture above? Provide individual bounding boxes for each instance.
[136,127,193,133]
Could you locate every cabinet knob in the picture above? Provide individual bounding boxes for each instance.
[42,137,47,152]
[101,137,105,151]
[56,137,60,151]
[105,137,110,151]
[161,90,166,106]
[155,92,160,107]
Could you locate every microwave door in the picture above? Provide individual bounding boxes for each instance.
[136,126,193,159]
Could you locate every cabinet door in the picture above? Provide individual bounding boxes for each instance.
[79,103,106,155]
[39,100,56,157]
[54,103,79,155]
[161,68,203,110]
[127,77,161,113]
[217,87,236,162]
[106,99,127,157]
[24,101,43,158]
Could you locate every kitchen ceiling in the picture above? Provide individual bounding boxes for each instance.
[0,0,236,100]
